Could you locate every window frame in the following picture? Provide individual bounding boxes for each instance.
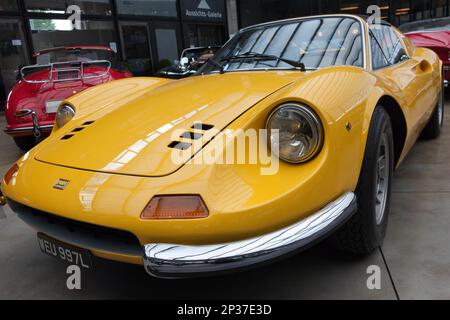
[206,15,368,74]
[368,24,411,71]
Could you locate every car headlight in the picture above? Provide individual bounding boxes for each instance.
[55,104,75,129]
[267,103,324,163]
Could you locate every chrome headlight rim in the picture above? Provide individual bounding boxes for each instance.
[55,104,75,129]
[266,102,324,164]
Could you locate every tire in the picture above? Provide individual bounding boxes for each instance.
[13,136,36,151]
[421,77,444,139]
[331,106,394,254]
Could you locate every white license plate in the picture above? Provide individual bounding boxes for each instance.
[45,100,62,114]
[37,233,92,269]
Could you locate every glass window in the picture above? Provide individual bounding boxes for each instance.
[200,17,363,74]
[185,25,224,48]
[25,0,112,15]
[0,18,29,108]
[0,0,18,11]
[115,0,177,17]
[394,0,412,25]
[370,32,389,70]
[371,25,407,66]
[434,0,448,18]
[155,28,179,70]
[120,23,153,75]
[29,19,116,53]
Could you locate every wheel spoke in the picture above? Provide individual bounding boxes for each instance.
[374,133,390,225]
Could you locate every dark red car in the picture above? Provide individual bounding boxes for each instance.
[4,46,132,150]
[400,18,449,90]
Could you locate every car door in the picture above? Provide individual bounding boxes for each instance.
[370,24,435,142]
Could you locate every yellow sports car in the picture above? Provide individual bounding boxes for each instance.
[0,14,445,278]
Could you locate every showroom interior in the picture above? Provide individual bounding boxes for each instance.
[0,0,449,301]
[0,0,230,108]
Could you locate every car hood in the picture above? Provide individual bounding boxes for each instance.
[35,72,300,177]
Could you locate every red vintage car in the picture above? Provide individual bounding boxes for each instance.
[400,18,449,90]
[4,46,132,150]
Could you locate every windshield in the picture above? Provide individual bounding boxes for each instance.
[36,49,116,65]
[198,17,364,74]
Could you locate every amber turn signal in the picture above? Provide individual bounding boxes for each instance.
[141,195,209,220]
[3,163,19,185]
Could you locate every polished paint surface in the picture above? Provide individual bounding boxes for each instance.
[1,15,444,265]
[0,100,449,298]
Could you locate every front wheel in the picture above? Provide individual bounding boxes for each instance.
[421,77,445,139]
[332,106,394,254]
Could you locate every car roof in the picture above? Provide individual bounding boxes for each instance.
[33,46,113,57]
[239,14,391,32]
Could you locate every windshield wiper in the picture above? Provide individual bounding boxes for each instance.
[203,58,225,74]
[221,52,306,71]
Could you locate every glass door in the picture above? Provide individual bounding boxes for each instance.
[0,18,29,109]
[119,22,153,76]
[149,21,182,73]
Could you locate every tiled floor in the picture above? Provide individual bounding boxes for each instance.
[0,98,448,299]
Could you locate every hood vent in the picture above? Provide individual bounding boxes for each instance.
[168,123,214,151]
[60,120,95,140]
[168,141,192,150]
[180,131,203,140]
[192,123,214,131]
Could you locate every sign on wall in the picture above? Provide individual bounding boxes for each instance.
[181,0,225,22]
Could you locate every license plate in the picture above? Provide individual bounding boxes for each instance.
[45,100,61,114]
[37,233,92,269]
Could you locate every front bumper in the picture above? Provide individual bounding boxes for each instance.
[3,191,356,278]
[143,192,357,278]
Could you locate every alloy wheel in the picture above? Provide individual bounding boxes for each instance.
[375,132,390,225]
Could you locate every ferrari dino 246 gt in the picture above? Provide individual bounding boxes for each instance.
[0,15,445,278]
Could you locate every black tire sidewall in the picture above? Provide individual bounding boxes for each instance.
[356,106,394,247]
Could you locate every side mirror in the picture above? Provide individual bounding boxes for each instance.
[180,57,189,68]
[400,54,409,62]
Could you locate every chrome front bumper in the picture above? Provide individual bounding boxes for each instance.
[143,192,357,278]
